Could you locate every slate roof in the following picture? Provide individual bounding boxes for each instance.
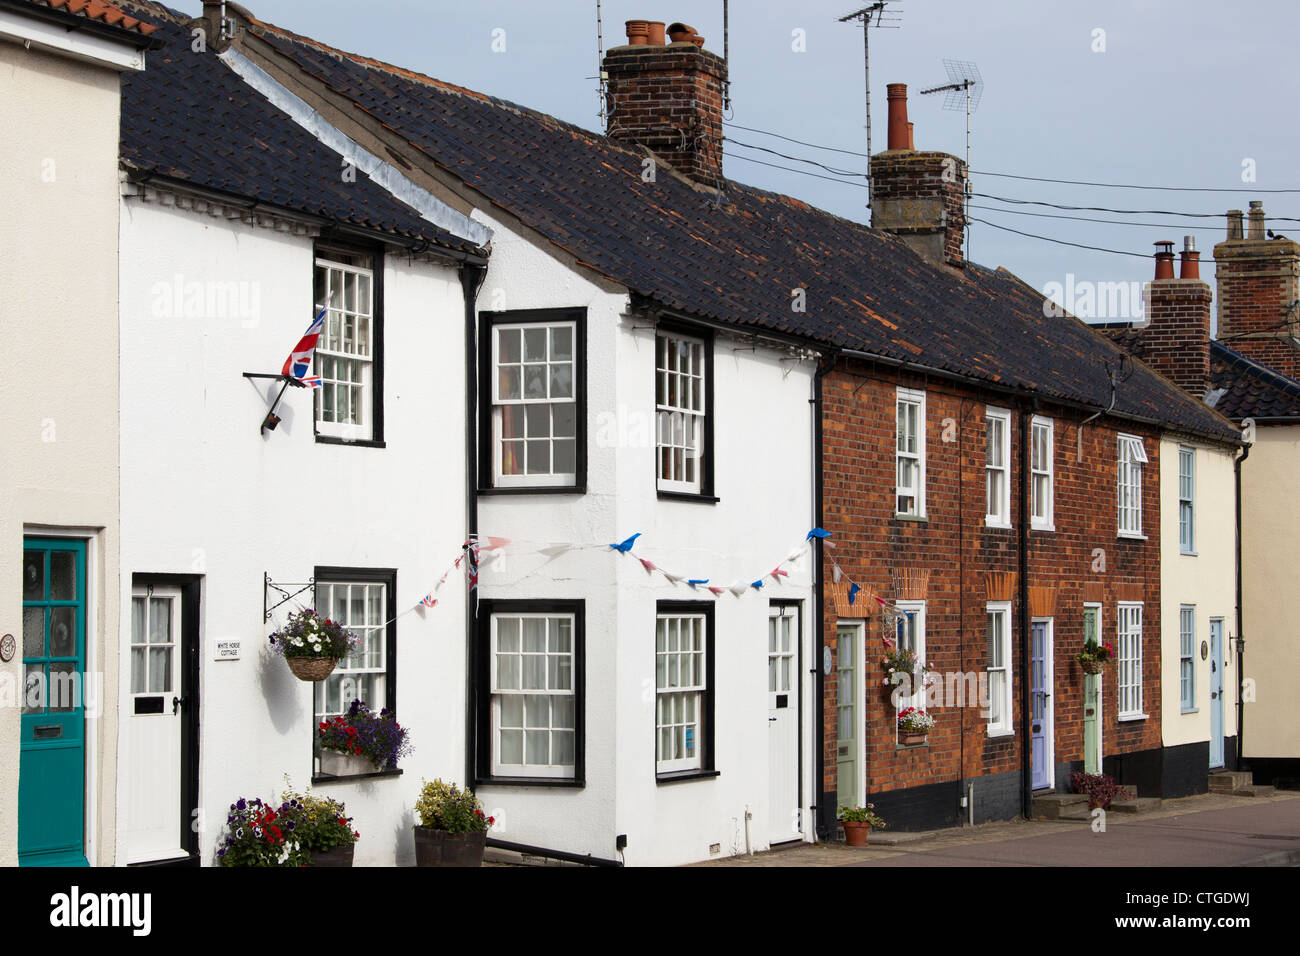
[8,0,158,38]
[229,13,1238,444]
[1209,341,1300,421]
[115,4,483,255]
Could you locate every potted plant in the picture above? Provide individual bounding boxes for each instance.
[838,804,886,846]
[413,778,494,867]
[317,698,412,776]
[216,796,307,867]
[897,706,935,745]
[282,788,359,867]
[1076,639,1113,675]
[268,608,358,682]
[1069,771,1132,810]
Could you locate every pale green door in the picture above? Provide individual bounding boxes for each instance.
[1082,606,1101,775]
[836,623,860,809]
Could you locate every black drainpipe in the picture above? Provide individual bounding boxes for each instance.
[1234,440,1250,771]
[1018,404,1033,817]
[460,262,486,789]
[813,350,839,841]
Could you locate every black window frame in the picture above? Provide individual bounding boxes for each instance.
[311,565,399,784]
[478,307,587,495]
[654,600,718,783]
[312,239,386,449]
[472,598,586,788]
[654,320,717,503]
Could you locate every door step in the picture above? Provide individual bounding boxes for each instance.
[1031,792,1089,820]
[1209,771,1253,792]
[1221,784,1277,798]
[1110,796,1162,813]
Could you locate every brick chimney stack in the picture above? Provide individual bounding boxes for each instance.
[1213,200,1300,378]
[1141,237,1213,398]
[869,83,967,269]
[603,20,727,184]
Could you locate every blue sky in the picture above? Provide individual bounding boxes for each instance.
[180,1,1300,325]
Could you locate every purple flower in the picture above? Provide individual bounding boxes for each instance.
[236,798,246,811]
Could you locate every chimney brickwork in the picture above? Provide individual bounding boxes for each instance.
[1213,201,1300,379]
[869,84,967,269]
[1129,238,1213,399]
[603,40,727,184]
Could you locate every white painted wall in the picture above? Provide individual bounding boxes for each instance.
[0,40,124,867]
[1159,439,1237,753]
[473,211,817,866]
[117,195,470,865]
[1239,426,1300,760]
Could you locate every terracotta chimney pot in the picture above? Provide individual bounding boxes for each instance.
[647,21,666,46]
[1154,240,1176,280]
[886,83,910,151]
[1180,236,1201,280]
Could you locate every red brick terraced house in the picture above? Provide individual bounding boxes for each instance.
[819,88,1243,833]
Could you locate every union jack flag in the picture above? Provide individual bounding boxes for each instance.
[281,305,328,382]
[420,595,438,609]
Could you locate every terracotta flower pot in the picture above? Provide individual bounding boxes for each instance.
[307,843,355,867]
[625,19,650,45]
[413,827,487,867]
[842,821,871,846]
[286,656,339,682]
[900,731,929,746]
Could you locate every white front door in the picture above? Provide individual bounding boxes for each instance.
[767,604,799,844]
[121,586,185,864]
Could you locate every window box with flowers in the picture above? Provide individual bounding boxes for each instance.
[1076,638,1114,675]
[269,608,359,682]
[897,706,935,746]
[317,698,412,777]
[412,779,494,867]
[880,636,935,699]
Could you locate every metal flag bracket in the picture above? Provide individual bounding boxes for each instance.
[243,372,310,435]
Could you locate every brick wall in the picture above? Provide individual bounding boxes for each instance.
[869,150,967,269]
[1213,234,1300,378]
[603,45,726,184]
[820,361,1163,816]
[1141,278,1213,397]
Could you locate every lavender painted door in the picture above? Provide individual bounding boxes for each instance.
[1030,621,1051,790]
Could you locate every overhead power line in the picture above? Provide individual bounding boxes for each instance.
[976,193,1300,222]
[722,120,1300,193]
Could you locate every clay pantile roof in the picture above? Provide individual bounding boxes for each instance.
[115,3,483,255]
[1209,342,1300,421]
[14,0,158,38]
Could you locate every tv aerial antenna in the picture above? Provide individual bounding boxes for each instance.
[920,59,983,256]
[838,2,904,215]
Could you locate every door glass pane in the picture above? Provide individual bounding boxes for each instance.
[22,551,44,601]
[23,665,44,714]
[49,552,75,600]
[131,647,146,694]
[48,608,75,658]
[48,662,76,712]
[22,607,44,659]
[148,648,172,693]
[149,598,171,644]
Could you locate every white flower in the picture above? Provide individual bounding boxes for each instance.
[293,637,304,647]
[313,643,322,653]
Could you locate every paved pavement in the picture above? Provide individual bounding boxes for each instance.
[693,790,1300,867]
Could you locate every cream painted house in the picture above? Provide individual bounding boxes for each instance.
[0,0,156,866]
[1158,437,1238,792]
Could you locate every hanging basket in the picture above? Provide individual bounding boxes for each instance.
[1080,659,1106,675]
[286,656,340,682]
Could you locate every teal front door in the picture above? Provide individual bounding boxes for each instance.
[20,539,88,866]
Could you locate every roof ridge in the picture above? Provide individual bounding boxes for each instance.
[1212,339,1300,395]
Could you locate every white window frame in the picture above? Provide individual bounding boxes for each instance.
[1117,434,1147,537]
[985,407,1011,528]
[129,586,180,699]
[1179,605,1196,712]
[892,600,926,741]
[1117,602,1145,719]
[489,612,577,779]
[836,620,867,809]
[1178,445,1196,555]
[313,253,375,441]
[985,601,1013,736]
[896,388,926,518]
[655,330,708,495]
[1031,416,1055,531]
[313,579,388,724]
[491,320,579,488]
[656,612,708,774]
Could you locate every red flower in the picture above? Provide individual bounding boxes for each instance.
[354,831,360,839]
